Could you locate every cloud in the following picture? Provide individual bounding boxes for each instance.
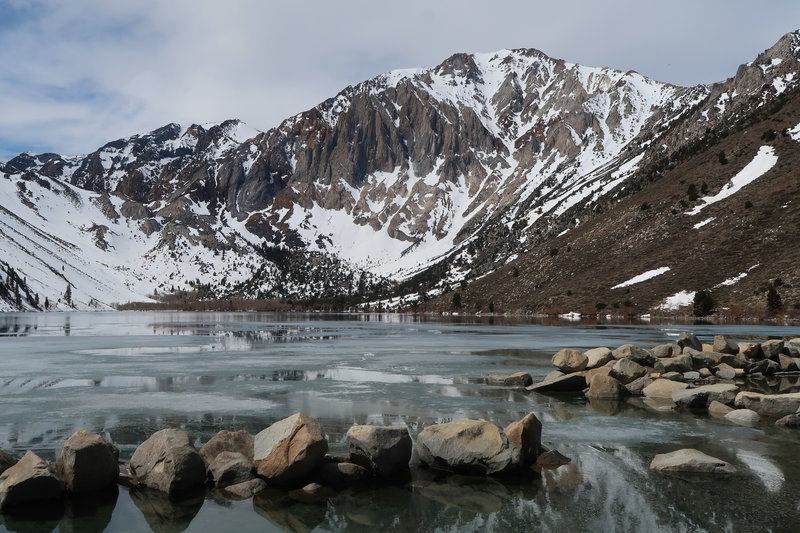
[1,0,799,159]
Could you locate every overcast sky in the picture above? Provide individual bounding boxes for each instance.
[1,0,799,160]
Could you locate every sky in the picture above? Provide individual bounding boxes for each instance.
[1,0,799,160]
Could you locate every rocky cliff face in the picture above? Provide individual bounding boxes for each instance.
[2,32,800,312]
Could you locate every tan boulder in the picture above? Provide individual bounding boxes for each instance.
[713,335,739,354]
[650,448,735,475]
[0,451,64,510]
[585,366,612,386]
[738,342,762,359]
[504,413,542,464]
[643,379,689,400]
[708,400,735,417]
[199,430,254,464]
[416,420,521,476]
[552,349,588,373]
[254,413,328,487]
[609,358,647,385]
[584,347,613,369]
[130,429,206,495]
[586,374,626,399]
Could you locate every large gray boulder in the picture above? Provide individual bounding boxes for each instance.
[734,392,800,418]
[346,425,411,476]
[526,372,587,392]
[504,413,542,464]
[612,344,656,366]
[672,384,739,408]
[609,358,648,385]
[761,339,785,360]
[626,375,654,396]
[650,449,735,475]
[713,335,739,355]
[677,333,702,352]
[552,349,588,373]
[584,347,613,369]
[661,354,693,373]
[0,451,64,510]
[416,420,521,476]
[56,430,119,493]
[0,450,17,476]
[686,349,722,370]
[486,372,533,387]
[208,451,255,488]
[129,429,206,495]
[199,430,254,465]
[254,413,328,487]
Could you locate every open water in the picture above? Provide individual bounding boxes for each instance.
[0,311,798,532]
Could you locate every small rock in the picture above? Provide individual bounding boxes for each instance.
[708,400,735,416]
[543,370,565,382]
[584,347,613,369]
[714,363,736,380]
[778,354,797,372]
[687,349,722,369]
[346,425,412,477]
[585,366,612,386]
[643,379,689,399]
[0,451,65,510]
[713,335,739,355]
[661,354,693,373]
[526,372,587,392]
[661,371,685,382]
[612,344,656,366]
[487,372,533,387]
[534,449,571,468]
[416,420,521,476]
[315,461,372,490]
[504,413,543,464]
[738,342,762,359]
[129,429,206,495]
[672,384,739,408]
[625,375,654,396]
[699,368,712,378]
[199,430,254,465]
[586,374,627,399]
[650,448,735,475]
[748,359,780,375]
[652,343,681,358]
[775,413,800,427]
[552,349,588,373]
[208,451,254,488]
[724,409,760,426]
[254,413,328,488]
[0,450,17,476]
[734,391,800,418]
[761,340,785,360]
[677,333,702,352]
[609,358,648,385]
[682,371,701,381]
[221,478,267,499]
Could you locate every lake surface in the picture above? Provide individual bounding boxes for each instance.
[0,311,799,532]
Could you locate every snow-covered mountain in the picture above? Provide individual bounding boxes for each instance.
[2,31,800,312]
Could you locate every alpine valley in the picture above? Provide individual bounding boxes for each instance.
[2,32,800,316]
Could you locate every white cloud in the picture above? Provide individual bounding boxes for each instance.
[1,0,799,159]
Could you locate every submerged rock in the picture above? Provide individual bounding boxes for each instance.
[487,372,533,387]
[416,420,521,476]
[724,409,760,426]
[643,379,688,400]
[650,448,735,475]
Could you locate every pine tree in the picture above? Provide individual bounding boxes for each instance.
[767,286,782,311]
[64,284,72,307]
[692,290,714,316]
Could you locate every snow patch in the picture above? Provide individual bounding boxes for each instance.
[611,267,670,290]
[693,217,714,230]
[657,290,695,311]
[688,146,777,215]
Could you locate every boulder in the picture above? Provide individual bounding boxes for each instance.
[652,343,681,358]
[486,372,533,387]
[661,371,685,382]
[552,349,588,373]
[129,428,206,495]
[724,409,760,426]
[748,359,780,375]
[254,413,328,488]
[683,371,701,381]
[416,420,521,476]
[761,340,785,360]
[625,375,654,396]
[612,344,656,366]
[714,363,736,380]
[504,413,542,464]
[346,425,411,476]
[778,354,798,372]
[586,374,627,399]
[221,478,267,499]
[199,430,254,464]
[643,379,689,399]
[584,347,613,369]
[661,354,693,373]
[609,358,647,385]
[713,335,739,355]
[734,391,800,418]
[677,333,702,352]
[56,430,119,493]
[738,342,762,359]
[0,451,64,510]
[718,352,749,369]
[786,339,800,357]
[672,384,739,408]
[315,461,371,490]
[650,449,735,475]
[775,413,800,427]
[687,350,722,370]
[708,400,735,417]
[699,368,712,378]
[534,449,571,468]
[0,450,17,476]
[208,451,254,488]
[585,366,612,385]
[526,372,587,392]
